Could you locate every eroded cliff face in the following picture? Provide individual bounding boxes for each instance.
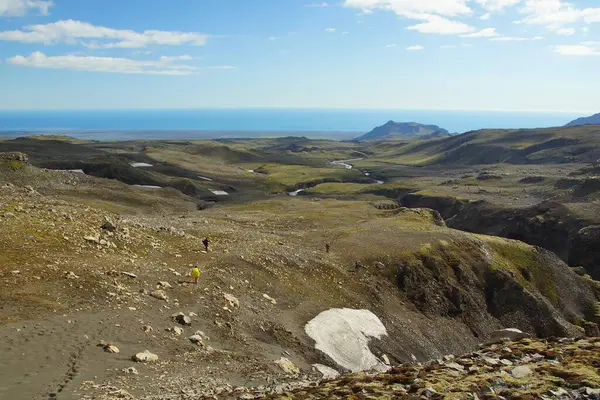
[400,192,600,280]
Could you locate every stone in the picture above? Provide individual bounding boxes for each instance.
[511,365,533,379]
[123,367,139,375]
[157,281,172,288]
[121,272,137,279]
[101,219,117,232]
[312,364,340,379]
[167,326,184,336]
[445,362,465,372]
[84,235,100,244]
[263,293,277,305]
[142,325,153,333]
[482,356,499,366]
[482,387,495,396]
[173,312,192,325]
[224,293,240,308]
[64,271,79,279]
[421,388,440,398]
[103,344,120,353]
[375,262,386,269]
[585,387,600,396]
[149,290,168,301]
[275,357,300,374]
[188,335,203,345]
[488,328,531,344]
[549,388,569,397]
[132,350,158,363]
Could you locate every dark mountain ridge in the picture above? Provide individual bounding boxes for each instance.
[566,112,600,127]
[356,121,451,141]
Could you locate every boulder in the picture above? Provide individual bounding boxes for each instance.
[275,357,300,374]
[122,367,139,375]
[488,328,531,344]
[188,335,203,345]
[101,219,117,232]
[157,281,172,289]
[103,344,120,354]
[150,290,168,301]
[173,312,192,325]
[263,293,277,305]
[132,350,159,363]
[511,365,533,379]
[224,293,240,308]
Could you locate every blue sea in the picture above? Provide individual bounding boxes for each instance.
[0,109,584,140]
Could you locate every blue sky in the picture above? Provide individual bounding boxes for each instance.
[0,0,598,112]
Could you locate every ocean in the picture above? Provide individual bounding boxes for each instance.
[0,109,583,140]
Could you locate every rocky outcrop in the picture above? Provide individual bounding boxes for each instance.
[0,152,29,162]
[399,194,600,280]
[268,337,600,399]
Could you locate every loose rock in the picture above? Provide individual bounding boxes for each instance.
[132,350,159,363]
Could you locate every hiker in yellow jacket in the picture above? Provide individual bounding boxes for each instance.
[191,264,200,285]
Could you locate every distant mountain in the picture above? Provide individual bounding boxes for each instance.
[356,121,450,141]
[566,112,600,127]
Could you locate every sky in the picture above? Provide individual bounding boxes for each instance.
[0,0,599,112]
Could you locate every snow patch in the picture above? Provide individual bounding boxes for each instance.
[210,190,229,196]
[288,189,304,196]
[134,185,161,189]
[305,308,388,373]
[312,364,340,379]
[130,162,153,168]
[68,169,85,174]
[198,176,213,181]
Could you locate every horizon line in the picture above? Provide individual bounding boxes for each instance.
[0,107,593,114]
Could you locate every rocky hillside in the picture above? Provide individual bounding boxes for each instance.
[367,125,600,165]
[356,121,450,141]
[566,112,600,127]
[268,336,600,399]
[1,153,600,399]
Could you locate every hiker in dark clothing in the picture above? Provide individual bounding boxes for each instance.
[354,260,362,273]
[202,237,210,252]
[325,242,331,253]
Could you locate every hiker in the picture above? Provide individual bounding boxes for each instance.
[325,242,331,253]
[202,237,210,252]
[191,264,200,285]
[354,260,362,273]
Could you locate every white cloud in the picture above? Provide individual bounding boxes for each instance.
[490,35,528,41]
[385,43,396,47]
[462,27,499,37]
[518,0,600,30]
[554,44,600,55]
[159,55,194,62]
[0,0,52,16]
[440,44,458,48]
[341,31,350,35]
[344,1,476,35]
[6,51,234,74]
[307,2,329,7]
[407,15,474,35]
[324,27,336,32]
[0,19,208,48]
[344,0,472,18]
[406,45,424,50]
[475,0,521,12]
[480,13,491,20]
[555,27,575,35]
